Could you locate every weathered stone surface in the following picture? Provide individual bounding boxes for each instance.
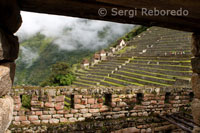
[192,98,200,124]
[0,0,22,33]
[191,58,200,74]
[0,63,15,97]
[0,28,19,61]
[192,33,200,57]
[0,96,14,133]
[192,73,200,99]
[193,126,200,133]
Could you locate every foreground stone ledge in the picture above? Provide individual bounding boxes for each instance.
[192,98,200,124]
[0,62,15,97]
[191,57,200,74]
[192,73,200,99]
[0,28,19,61]
[192,33,200,57]
[0,0,22,33]
[0,96,13,133]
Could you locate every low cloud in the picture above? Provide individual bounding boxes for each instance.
[16,11,134,50]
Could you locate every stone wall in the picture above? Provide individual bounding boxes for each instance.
[0,0,22,132]
[9,86,192,132]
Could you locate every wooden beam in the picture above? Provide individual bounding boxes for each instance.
[18,0,200,32]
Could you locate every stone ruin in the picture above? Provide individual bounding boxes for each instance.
[0,0,200,132]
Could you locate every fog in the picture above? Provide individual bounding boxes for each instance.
[16,11,134,50]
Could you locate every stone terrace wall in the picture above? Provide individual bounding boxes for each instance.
[10,86,192,132]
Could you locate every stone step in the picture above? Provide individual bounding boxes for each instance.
[130,60,191,66]
[109,74,168,87]
[75,79,98,86]
[123,66,192,77]
[127,63,191,71]
[115,71,175,85]
[119,68,175,80]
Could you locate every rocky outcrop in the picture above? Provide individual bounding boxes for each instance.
[0,96,13,133]
[0,0,22,33]
[191,33,200,133]
[0,63,15,97]
[0,0,21,132]
[0,28,19,61]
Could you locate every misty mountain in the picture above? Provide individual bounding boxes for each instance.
[15,25,133,85]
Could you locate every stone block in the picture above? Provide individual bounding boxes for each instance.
[65,114,73,118]
[74,98,81,104]
[74,95,82,99]
[45,102,54,108]
[41,120,49,124]
[0,0,22,33]
[55,102,64,110]
[83,113,92,118]
[60,118,68,123]
[21,121,30,126]
[14,103,21,111]
[50,119,59,124]
[0,63,15,97]
[28,115,38,121]
[192,58,200,74]
[55,96,65,102]
[127,127,140,133]
[78,117,85,121]
[192,98,200,124]
[31,120,41,125]
[80,109,88,113]
[89,109,99,113]
[68,118,77,122]
[192,33,200,57]
[35,111,43,116]
[0,29,19,61]
[12,121,20,126]
[192,73,200,99]
[74,104,85,109]
[40,115,51,120]
[53,114,63,119]
[13,96,20,104]
[87,98,95,104]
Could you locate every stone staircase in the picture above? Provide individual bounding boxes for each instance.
[73,27,192,87]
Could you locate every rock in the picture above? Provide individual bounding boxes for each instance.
[0,96,14,133]
[192,33,200,57]
[191,58,200,74]
[193,126,200,133]
[0,63,15,97]
[192,98,200,124]
[127,127,140,133]
[192,73,200,99]
[0,0,22,33]
[0,29,19,61]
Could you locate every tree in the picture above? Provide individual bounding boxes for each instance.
[40,62,76,86]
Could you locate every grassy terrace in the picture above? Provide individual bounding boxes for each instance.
[73,27,192,87]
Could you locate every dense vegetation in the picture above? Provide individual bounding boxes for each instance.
[40,62,76,86]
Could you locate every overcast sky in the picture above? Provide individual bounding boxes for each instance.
[16,11,134,50]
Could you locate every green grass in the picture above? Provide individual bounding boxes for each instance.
[106,77,144,86]
[130,66,192,73]
[112,73,171,86]
[122,68,190,79]
[73,81,93,87]
[120,70,176,81]
[132,59,191,63]
[129,62,191,68]
[100,80,124,87]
